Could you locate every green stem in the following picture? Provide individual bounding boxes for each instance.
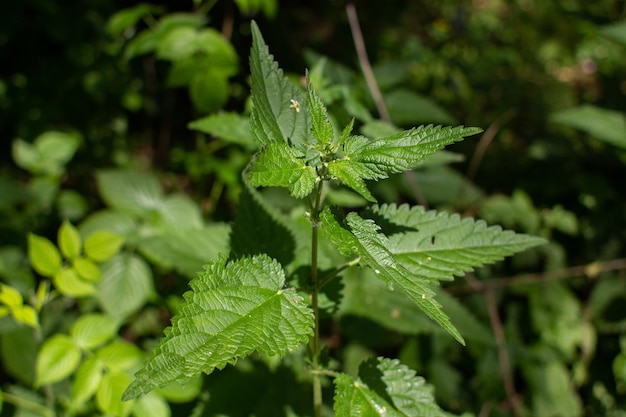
[309,179,325,417]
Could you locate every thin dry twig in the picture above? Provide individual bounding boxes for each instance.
[345,3,391,122]
[346,3,429,208]
[448,258,626,295]
[466,274,522,417]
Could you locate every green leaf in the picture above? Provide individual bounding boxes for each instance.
[600,20,626,46]
[106,4,162,36]
[320,208,463,344]
[28,234,62,277]
[53,267,97,297]
[137,224,231,278]
[70,314,119,350]
[188,112,255,149]
[384,89,456,126]
[132,392,171,417]
[366,204,546,283]
[335,357,449,416]
[95,339,142,373]
[189,70,229,114]
[96,371,134,417]
[156,375,202,403]
[58,221,82,260]
[96,169,163,216]
[73,257,101,282]
[0,284,23,308]
[1,328,37,385]
[307,73,334,145]
[84,231,125,262]
[550,104,626,149]
[98,253,154,320]
[71,356,104,405]
[12,131,80,176]
[341,125,481,179]
[328,160,376,202]
[12,305,39,328]
[249,21,310,150]
[248,142,317,198]
[230,184,296,267]
[122,255,314,400]
[35,334,82,386]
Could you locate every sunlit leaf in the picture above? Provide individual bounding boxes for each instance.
[122,255,314,400]
[35,334,82,386]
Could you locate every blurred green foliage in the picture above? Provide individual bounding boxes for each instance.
[0,1,625,416]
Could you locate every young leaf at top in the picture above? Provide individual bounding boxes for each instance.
[328,125,481,202]
[306,71,334,146]
[320,207,464,344]
[247,142,317,199]
[122,254,314,400]
[365,204,547,283]
[249,21,310,150]
[334,357,454,417]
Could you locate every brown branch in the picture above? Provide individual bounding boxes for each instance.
[346,3,429,208]
[466,274,522,417]
[346,3,391,122]
[448,258,626,295]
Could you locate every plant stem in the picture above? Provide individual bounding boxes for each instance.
[309,179,325,417]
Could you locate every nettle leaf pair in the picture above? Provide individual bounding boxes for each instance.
[123,21,544,414]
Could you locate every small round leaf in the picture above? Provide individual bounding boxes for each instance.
[73,257,101,282]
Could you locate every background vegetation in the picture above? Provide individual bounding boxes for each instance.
[1,1,625,416]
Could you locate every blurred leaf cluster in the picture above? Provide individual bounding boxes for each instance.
[0,1,625,416]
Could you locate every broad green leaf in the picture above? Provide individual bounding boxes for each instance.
[155,194,204,230]
[35,334,82,386]
[79,209,137,238]
[138,224,231,278]
[122,255,314,400]
[84,230,125,262]
[248,142,317,198]
[156,375,203,403]
[28,234,62,277]
[230,184,296,267]
[71,356,104,404]
[188,112,255,149]
[58,221,81,260]
[341,125,481,179]
[189,70,229,114]
[600,20,626,46]
[366,204,546,283]
[235,0,277,17]
[156,26,198,61]
[335,357,450,417]
[384,89,456,126]
[249,21,310,150]
[53,267,96,297]
[73,257,101,282]
[70,314,119,350]
[97,371,134,417]
[98,253,154,320]
[96,169,163,216]
[133,391,171,417]
[320,208,463,344]
[95,339,143,373]
[550,105,626,149]
[307,73,334,145]
[1,328,37,385]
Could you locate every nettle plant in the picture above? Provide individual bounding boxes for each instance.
[122,23,544,415]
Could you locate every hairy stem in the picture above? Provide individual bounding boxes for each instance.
[309,179,325,417]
